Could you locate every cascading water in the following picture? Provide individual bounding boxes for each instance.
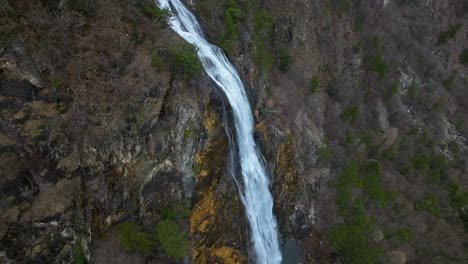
[156,0,282,263]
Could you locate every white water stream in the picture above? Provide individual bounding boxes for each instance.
[156,0,282,263]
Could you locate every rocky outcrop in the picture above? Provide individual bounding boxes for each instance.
[0,43,45,88]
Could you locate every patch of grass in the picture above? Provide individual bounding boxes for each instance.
[340,105,359,124]
[116,222,154,254]
[437,24,462,45]
[220,1,242,54]
[415,196,442,218]
[327,213,383,264]
[252,9,274,72]
[277,48,290,72]
[460,49,468,65]
[310,76,320,94]
[155,219,189,260]
[169,43,202,79]
[367,54,387,78]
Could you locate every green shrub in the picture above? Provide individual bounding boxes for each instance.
[415,196,442,218]
[0,8,23,47]
[367,54,387,78]
[336,186,353,209]
[428,154,447,182]
[384,81,398,102]
[252,10,274,72]
[344,133,355,145]
[161,202,190,220]
[220,1,242,54]
[317,146,332,164]
[155,219,188,259]
[352,41,364,53]
[116,222,154,254]
[331,0,351,15]
[384,228,413,245]
[277,49,290,72]
[310,77,320,93]
[169,44,202,79]
[442,74,456,90]
[382,141,399,161]
[460,49,468,65]
[341,105,359,124]
[449,185,468,231]
[48,75,65,89]
[68,0,95,14]
[362,160,390,207]
[139,1,169,23]
[337,161,360,187]
[151,51,163,71]
[335,161,359,210]
[437,24,462,45]
[327,213,383,264]
[74,243,86,264]
[410,153,430,171]
[410,153,447,182]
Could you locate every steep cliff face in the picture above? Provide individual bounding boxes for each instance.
[192,0,468,263]
[1,0,467,263]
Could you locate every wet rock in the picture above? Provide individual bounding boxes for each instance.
[0,43,45,88]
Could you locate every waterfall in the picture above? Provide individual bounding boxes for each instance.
[156,0,282,263]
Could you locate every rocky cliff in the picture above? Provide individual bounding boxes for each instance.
[1,0,467,263]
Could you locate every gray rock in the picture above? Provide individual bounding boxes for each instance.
[20,178,78,222]
[0,43,45,88]
[385,250,406,264]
